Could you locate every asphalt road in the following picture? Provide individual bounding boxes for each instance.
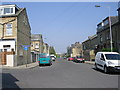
[1,58,120,88]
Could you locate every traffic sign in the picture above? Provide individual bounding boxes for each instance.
[22,45,30,47]
[24,47,28,50]
[22,45,30,51]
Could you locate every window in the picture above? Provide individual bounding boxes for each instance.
[31,44,33,47]
[107,33,110,40]
[105,54,120,60]
[4,8,13,14]
[35,43,39,49]
[101,54,105,61]
[6,24,12,36]
[0,8,3,14]
[4,49,7,52]
[97,24,102,29]
[100,36,103,43]
[3,45,11,48]
[103,19,109,26]
[0,49,3,52]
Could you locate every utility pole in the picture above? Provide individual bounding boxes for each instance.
[95,5,113,52]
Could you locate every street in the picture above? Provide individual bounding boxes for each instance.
[2,58,120,88]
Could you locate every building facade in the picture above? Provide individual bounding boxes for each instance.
[67,42,83,57]
[31,34,44,62]
[118,1,120,21]
[82,3,120,61]
[0,4,31,66]
[118,1,120,53]
[96,16,119,53]
[43,43,49,54]
[82,35,98,61]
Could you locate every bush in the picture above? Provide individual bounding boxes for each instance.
[102,48,118,52]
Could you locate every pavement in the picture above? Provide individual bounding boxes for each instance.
[85,61,95,65]
[0,62,38,69]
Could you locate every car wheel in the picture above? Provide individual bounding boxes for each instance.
[104,66,108,74]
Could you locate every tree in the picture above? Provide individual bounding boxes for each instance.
[49,46,56,55]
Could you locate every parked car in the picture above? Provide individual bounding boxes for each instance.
[95,52,120,73]
[50,55,56,61]
[74,56,85,63]
[68,57,75,61]
[38,53,52,66]
[63,57,67,59]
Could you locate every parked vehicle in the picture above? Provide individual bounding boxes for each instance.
[68,57,75,61]
[74,56,85,63]
[63,57,67,59]
[50,55,56,61]
[38,53,52,66]
[95,52,120,73]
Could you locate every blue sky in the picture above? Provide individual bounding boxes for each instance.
[3,2,118,53]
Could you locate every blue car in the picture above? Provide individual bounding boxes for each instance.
[38,53,52,66]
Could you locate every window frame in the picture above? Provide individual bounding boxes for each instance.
[6,23,13,36]
[4,7,13,15]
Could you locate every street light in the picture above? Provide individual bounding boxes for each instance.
[95,5,113,52]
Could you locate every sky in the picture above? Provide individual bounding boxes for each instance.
[2,2,119,53]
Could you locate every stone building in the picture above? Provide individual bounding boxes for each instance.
[67,42,83,57]
[43,43,49,54]
[118,1,120,21]
[96,16,119,53]
[0,4,31,66]
[117,1,120,53]
[82,35,98,61]
[82,3,120,61]
[82,2,120,61]
[31,34,44,62]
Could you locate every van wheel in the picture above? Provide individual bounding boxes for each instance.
[95,63,98,70]
[104,66,108,74]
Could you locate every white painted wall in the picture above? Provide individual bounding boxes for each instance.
[6,55,17,67]
[0,40,15,52]
[6,55,14,66]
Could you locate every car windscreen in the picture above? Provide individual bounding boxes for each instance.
[105,54,120,60]
[50,56,55,58]
[40,54,48,58]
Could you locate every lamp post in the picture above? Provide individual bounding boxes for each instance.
[95,5,113,52]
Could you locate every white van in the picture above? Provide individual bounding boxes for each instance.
[50,54,56,61]
[95,52,120,73]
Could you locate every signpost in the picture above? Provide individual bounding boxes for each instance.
[22,45,30,67]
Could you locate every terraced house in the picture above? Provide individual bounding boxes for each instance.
[0,4,31,66]
[31,34,44,62]
[82,2,120,61]
[67,42,83,57]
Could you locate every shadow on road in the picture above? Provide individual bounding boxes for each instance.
[2,73,20,89]
[92,68,120,75]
